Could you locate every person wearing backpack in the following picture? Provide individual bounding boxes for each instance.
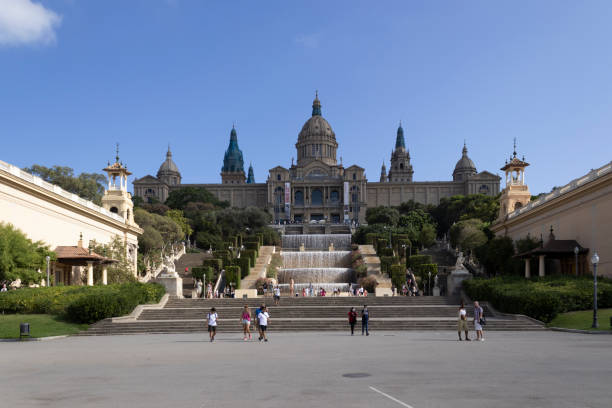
[257,306,270,342]
[473,301,485,342]
[361,305,370,336]
[207,307,218,342]
[348,307,357,335]
[254,304,264,340]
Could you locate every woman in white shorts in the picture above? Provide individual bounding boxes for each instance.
[241,305,252,341]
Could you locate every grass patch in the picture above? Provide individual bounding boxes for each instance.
[548,309,612,331]
[0,314,88,339]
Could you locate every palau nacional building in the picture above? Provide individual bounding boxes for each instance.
[133,94,501,223]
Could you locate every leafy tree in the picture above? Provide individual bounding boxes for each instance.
[139,203,171,216]
[475,236,517,276]
[450,218,487,251]
[165,187,228,210]
[0,223,55,284]
[166,209,193,239]
[365,206,400,226]
[429,194,499,236]
[24,165,106,205]
[419,223,437,248]
[134,208,183,255]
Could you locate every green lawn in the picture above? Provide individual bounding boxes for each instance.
[548,309,612,331]
[0,314,89,339]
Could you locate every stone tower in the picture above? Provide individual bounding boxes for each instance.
[387,123,414,182]
[380,161,387,182]
[221,125,246,184]
[453,142,477,181]
[247,163,255,184]
[295,92,338,166]
[498,142,531,220]
[101,144,136,225]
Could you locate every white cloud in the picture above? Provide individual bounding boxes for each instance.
[0,0,62,46]
[295,33,320,49]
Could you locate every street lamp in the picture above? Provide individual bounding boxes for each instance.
[45,256,50,287]
[591,252,599,329]
[574,246,579,276]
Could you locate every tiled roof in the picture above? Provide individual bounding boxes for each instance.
[54,246,111,262]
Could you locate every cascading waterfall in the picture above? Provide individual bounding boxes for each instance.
[281,234,351,251]
[277,232,355,289]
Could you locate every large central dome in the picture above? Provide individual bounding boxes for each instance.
[295,93,339,167]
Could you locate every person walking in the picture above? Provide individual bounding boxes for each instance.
[207,307,218,342]
[207,282,213,299]
[254,303,264,340]
[262,281,268,298]
[241,305,252,341]
[361,305,370,336]
[273,285,281,305]
[257,306,270,342]
[457,301,470,341]
[473,301,485,341]
[348,307,357,335]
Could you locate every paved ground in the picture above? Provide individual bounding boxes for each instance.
[1,331,610,408]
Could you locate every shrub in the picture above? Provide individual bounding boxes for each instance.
[202,258,223,272]
[358,275,378,293]
[377,247,394,257]
[407,254,433,270]
[266,253,281,279]
[191,266,215,282]
[390,264,406,289]
[242,249,257,268]
[213,250,231,266]
[376,239,389,254]
[0,283,165,324]
[244,241,260,252]
[463,276,612,323]
[380,256,399,274]
[224,266,241,289]
[233,257,251,278]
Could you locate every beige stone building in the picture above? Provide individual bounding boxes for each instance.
[492,151,612,277]
[134,95,500,223]
[0,156,142,285]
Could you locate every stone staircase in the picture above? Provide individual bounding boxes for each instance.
[174,252,210,297]
[241,246,275,289]
[80,296,544,336]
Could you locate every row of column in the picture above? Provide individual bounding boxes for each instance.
[524,255,546,278]
[86,261,108,286]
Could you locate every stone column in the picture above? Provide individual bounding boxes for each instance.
[538,255,546,277]
[102,266,108,285]
[87,261,94,286]
[524,258,531,278]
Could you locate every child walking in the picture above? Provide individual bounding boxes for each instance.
[207,307,218,342]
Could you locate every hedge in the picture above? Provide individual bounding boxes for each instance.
[213,250,231,266]
[376,239,389,254]
[407,254,433,270]
[242,249,257,268]
[191,266,215,282]
[202,258,223,272]
[463,276,612,323]
[378,247,394,257]
[244,241,260,252]
[365,233,383,245]
[0,283,165,324]
[380,255,399,274]
[225,266,241,289]
[413,263,438,295]
[390,264,406,290]
[233,257,251,278]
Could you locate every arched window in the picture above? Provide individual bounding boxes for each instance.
[400,163,404,170]
[295,191,304,206]
[311,189,323,205]
[514,202,523,211]
[110,207,119,214]
[352,173,356,180]
[277,174,281,181]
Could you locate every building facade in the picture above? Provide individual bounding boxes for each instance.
[134,95,501,223]
[492,154,612,277]
[0,156,142,285]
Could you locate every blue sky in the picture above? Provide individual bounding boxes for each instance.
[1,0,611,195]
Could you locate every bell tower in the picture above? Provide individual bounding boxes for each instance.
[498,140,531,220]
[102,144,136,225]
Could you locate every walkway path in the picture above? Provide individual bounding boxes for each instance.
[241,245,275,289]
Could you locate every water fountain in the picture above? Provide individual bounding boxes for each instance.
[282,234,351,251]
[278,233,355,291]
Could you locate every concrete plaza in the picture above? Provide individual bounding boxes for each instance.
[1,331,610,408]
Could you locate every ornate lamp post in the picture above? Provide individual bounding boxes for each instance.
[591,252,599,329]
[574,246,579,276]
